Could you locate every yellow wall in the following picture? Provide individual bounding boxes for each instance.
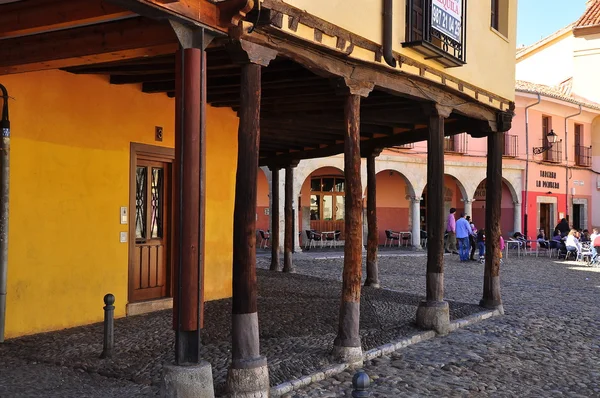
[1,69,238,338]
[282,0,517,101]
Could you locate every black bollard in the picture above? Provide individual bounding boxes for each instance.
[352,369,371,398]
[99,293,115,359]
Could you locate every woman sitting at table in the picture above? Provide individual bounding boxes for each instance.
[537,229,548,248]
[565,229,580,258]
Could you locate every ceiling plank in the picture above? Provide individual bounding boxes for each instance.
[0,0,136,40]
[0,17,178,75]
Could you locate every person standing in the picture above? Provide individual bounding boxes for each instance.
[445,208,458,254]
[456,213,473,262]
[467,216,478,261]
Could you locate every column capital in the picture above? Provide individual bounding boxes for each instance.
[407,196,422,204]
[226,40,278,67]
[462,198,475,204]
[513,201,521,206]
[332,77,375,97]
[169,21,217,50]
[422,103,453,118]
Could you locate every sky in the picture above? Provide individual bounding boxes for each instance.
[517,0,587,47]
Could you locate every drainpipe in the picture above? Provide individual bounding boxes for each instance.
[524,94,541,239]
[383,0,397,67]
[0,84,10,343]
[564,105,582,225]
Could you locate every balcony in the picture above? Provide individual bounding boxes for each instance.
[444,133,467,154]
[502,134,518,157]
[543,141,562,163]
[575,145,592,167]
[403,0,467,67]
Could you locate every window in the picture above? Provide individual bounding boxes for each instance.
[403,0,466,67]
[574,124,591,167]
[310,176,345,221]
[491,0,509,38]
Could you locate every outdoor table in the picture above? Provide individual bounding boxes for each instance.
[399,231,412,246]
[321,231,338,248]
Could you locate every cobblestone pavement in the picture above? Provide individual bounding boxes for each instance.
[271,252,600,397]
[0,261,480,397]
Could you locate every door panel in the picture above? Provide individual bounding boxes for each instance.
[130,158,171,302]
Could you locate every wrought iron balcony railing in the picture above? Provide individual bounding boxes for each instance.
[444,133,467,154]
[543,140,562,163]
[575,145,592,167]
[502,134,518,157]
[403,0,467,67]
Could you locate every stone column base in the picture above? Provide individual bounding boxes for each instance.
[161,362,214,398]
[416,300,450,335]
[479,299,505,315]
[364,280,380,288]
[226,357,269,398]
[331,345,363,366]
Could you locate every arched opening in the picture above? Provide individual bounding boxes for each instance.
[473,178,517,236]
[299,166,345,244]
[256,168,270,234]
[421,175,467,231]
[364,169,415,245]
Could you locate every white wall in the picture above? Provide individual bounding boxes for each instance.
[516,34,574,86]
[573,33,600,104]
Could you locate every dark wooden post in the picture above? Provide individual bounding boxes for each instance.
[283,164,295,273]
[332,79,373,363]
[226,40,276,396]
[269,166,280,271]
[365,150,380,288]
[416,104,452,335]
[481,130,504,312]
[172,45,204,365]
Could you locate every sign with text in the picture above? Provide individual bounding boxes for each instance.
[431,0,462,43]
[536,170,560,190]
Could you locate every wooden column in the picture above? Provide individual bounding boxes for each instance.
[172,46,204,365]
[332,79,373,363]
[227,40,276,395]
[365,151,380,287]
[283,165,295,273]
[481,130,504,311]
[415,104,452,335]
[269,166,280,272]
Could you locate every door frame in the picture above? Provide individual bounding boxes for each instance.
[129,143,175,303]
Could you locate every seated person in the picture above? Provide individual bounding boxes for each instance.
[537,229,548,248]
[590,228,599,245]
[581,229,591,243]
[593,231,600,260]
[565,229,580,257]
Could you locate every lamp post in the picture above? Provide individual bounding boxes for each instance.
[532,129,558,155]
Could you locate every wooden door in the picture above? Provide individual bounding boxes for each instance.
[540,203,551,237]
[131,158,171,302]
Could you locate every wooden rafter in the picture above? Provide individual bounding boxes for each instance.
[0,17,178,75]
[0,0,136,40]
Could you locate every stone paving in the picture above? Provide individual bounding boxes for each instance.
[275,252,600,397]
[0,259,480,397]
[2,250,598,397]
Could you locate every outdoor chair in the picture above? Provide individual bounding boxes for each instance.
[384,230,400,247]
[304,229,322,249]
[325,230,341,248]
[258,230,270,249]
[576,242,594,264]
[591,247,600,267]
[564,246,578,261]
[420,230,428,249]
[548,240,559,258]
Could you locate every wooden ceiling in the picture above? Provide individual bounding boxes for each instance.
[1,0,478,166]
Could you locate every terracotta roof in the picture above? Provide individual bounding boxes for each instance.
[515,80,600,110]
[575,1,600,28]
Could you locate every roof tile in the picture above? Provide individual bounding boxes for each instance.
[575,1,600,28]
[516,80,600,110]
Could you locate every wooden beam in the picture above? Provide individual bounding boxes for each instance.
[0,0,136,40]
[365,152,380,287]
[231,27,499,123]
[269,166,280,271]
[481,131,503,311]
[333,93,363,362]
[283,165,294,273]
[0,17,178,75]
[110,73,175,84]
[108,0,225,32]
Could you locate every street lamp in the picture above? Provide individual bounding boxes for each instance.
[533,129,558,155]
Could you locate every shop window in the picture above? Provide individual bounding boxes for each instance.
[310,176,345,221]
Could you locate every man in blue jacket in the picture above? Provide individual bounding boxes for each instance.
[456,213,473,262]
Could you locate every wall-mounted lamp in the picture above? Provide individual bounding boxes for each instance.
[533,129,558,155]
